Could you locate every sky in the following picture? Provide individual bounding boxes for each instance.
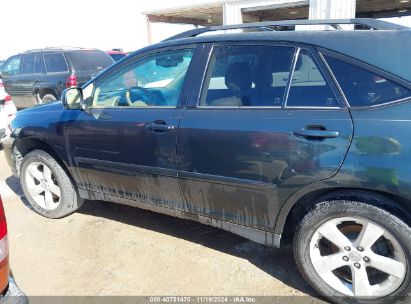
[0,0,206,59]
[1,0,411,60]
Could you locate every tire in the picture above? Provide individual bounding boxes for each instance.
[294,198,411,304]
[20,150,83,218]
[39,93,57,104]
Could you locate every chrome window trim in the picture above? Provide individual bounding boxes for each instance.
[197,44,297,109]
[87,106,177,110]
[318,52,350,109]
[197,44,345,111]
[196,105,282,109]
[283,48,300,108]
[284,48,343,109]
[283,106,342,110]
[349,96,411,110]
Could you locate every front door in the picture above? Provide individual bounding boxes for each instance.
[66,47,197,209]
[1,55,24,107]
[177,44,353,231]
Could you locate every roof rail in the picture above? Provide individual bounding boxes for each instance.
[164,18,408,41]
[24,46,87,53]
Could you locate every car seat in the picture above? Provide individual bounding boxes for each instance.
[211,62,252,106]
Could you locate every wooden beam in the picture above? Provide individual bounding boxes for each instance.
[146,14,208,26]
[242,0,309,13]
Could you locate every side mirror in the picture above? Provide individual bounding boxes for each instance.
[62,87,85,110]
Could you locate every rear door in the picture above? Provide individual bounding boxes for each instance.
[65,50,115,86]
[177,44,353,231]
[43,52,70,99]
[19,52,46,107]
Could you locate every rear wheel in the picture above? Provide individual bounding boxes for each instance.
[294,199,411,304]
[20,150,83,218]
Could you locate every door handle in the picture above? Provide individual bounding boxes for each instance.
[293,129,340,139]
[145,121,175,133]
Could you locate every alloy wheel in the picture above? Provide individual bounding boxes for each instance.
[309,216,407,297]
[25,161,61,210]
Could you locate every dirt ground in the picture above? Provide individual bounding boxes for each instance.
[0,150,323,302]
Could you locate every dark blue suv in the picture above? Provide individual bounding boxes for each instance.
[3,19,411,304]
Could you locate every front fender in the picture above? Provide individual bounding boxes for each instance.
[4,102,71,176]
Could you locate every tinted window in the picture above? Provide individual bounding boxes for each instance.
[66,50,114,72]
[91,49,194,107]
[325,55,411,107]
[34,53,45,74]
[1,55,21,76]
[44,53,68,73]
[201,45,295,107]
[286,50,338,107]
[22,53,35,74]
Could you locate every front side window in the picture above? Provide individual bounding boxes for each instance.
[43,53,68,73]
[324,55,411,107]
[200,45,295,107]
[1,55,21,76]
[286,50,338,107]
[90,49,194,108]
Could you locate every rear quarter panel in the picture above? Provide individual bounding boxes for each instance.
[40,72,69,99]
[339,101,411,199]
[274,100,411,236]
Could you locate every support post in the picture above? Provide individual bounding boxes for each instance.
[309,0,356,29]
[223,2,243,25]
[146,16,152,45]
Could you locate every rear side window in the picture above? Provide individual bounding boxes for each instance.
[200,45,295,107]
[286,50,338,107]
[66,50,114,72]
[324,55,411,107]
[34,53,45,74]
[44,53,68,73]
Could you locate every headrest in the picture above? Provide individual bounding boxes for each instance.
[253,64,273,88]
[225,62,252,92]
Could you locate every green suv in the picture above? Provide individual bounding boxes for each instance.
[3,18,411,304]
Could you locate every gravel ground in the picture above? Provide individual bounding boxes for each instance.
[0,150,323,302]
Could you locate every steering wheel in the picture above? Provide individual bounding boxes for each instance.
[125,85,149,107]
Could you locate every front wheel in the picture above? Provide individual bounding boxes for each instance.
[20,150,83,218]
[294,199,411,304]
[39,93,57,104]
